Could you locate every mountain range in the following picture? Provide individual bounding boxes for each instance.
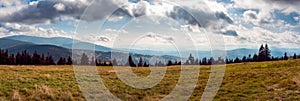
[0,36,180,63]
[1,35,299,62]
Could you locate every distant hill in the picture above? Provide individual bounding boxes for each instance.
[5,35,73,46]
[5,35,111,52]
[124,48,300,59]
[7,44,72,61]
[0,37,179,63]
[2,35,299,61]
[0,38,34,49]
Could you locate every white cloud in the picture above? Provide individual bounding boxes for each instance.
[0,23,69,38]
[222,24,300,49]
[145,32,174,42]
[233,0,300,23]
[294,16,300,22]
[104,29,128,34]
[54,3,66,11]
[243,10,258,24]
[0,0,24,6]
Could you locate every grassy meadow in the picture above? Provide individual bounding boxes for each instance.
[0,59,300,100]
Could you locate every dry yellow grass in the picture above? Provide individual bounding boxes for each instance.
[0,59,299,100]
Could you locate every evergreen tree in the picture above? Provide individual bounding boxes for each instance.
[90,57,96,65]
[208,57,215,65]
[201,57,207,65]
[217,57,225,64]
[40,54,45,65]
[46,54,55,65]
[138,57,143,67]
[248,54,252,62]
[284,52,289,60]
[177,61,181,65]
[293,53,297,59]
[108,61,113,66]
[167,60,173,66]
[9,54,15,65]
[185,60,190,65]
[112,58,118,66]
[195,58,199,65]
[242,56,247,62]
[57,57,66,65]
[127,55,136,67]
[234,57,241,63]
[265,44,271,61]
[80,53,89,65]
[66,56,73,65]
[258,44,265,61]
[32,51,41,65]
[188,53,195,65]
[16,52,21,65]
[143,62,149,67]
[253,54,259,62]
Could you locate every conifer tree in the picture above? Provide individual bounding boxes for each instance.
[80,53,89,65]
[138,57,143,67]
[128,55,136,67]
[265,44,271,61]
[284,52,289,60]
[66,56,73,65]
[258,44,265,61]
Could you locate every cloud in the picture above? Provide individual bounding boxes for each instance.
[104,29,128,34]
[294,16,300,22]
[215,12,234,24]
[243,10,259,25]
[97,36,110,42]
[0,23,69,38]
[221,30,238,36]
[167,6,201,28]
[0,0,119,24]
[243,10,258,20]
[222,24,300,48]
[242,10,275,26]
[53,3,65,11]
[0,0,234,35]
[233,0,300,24]
[145,32,174,42]
[0,0,25,6]
[112,0,233,32]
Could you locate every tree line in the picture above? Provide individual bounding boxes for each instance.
[0,49,74,65]
[164,44,300,66]
[0,44,299,66]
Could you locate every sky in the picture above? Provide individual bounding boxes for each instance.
[0,0,299,51]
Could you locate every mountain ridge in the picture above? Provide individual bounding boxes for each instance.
[2,35,300,59]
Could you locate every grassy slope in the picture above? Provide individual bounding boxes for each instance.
[0,59,299,100]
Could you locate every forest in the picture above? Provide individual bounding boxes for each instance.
[0,44,299,66]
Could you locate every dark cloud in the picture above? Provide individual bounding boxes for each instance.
[167,6,202,27]
[98,36,110,42]
[168,7,234,28]
[0,0,119,24]
[0,0,234,30]
[268,0,300,4]
[145,32,174,42]
[79,0,119,21]
[215,12,234,24]
[221,30,238,36]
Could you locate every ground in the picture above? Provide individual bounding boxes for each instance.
[0,59,300,100]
